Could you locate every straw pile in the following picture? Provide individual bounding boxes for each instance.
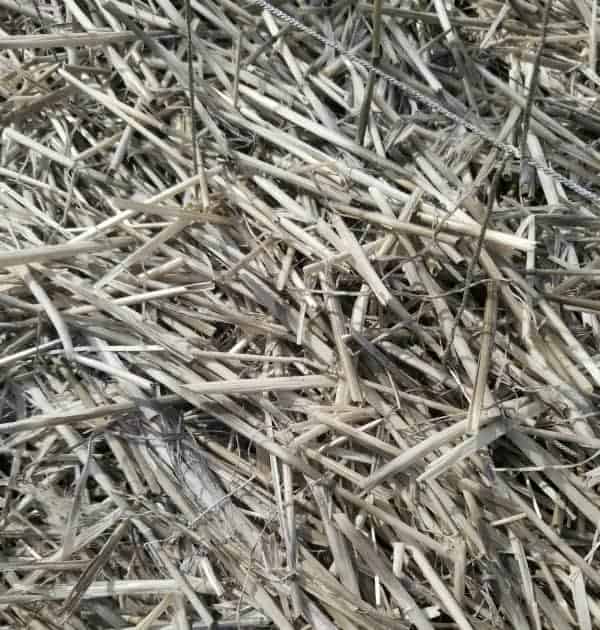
[2,0,600,628]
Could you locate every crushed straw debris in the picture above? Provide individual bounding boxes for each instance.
[2,0,600,628]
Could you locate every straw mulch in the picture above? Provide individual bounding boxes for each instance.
[2,0,600,628]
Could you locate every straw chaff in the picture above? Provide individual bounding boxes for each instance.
[2,0,600,628]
